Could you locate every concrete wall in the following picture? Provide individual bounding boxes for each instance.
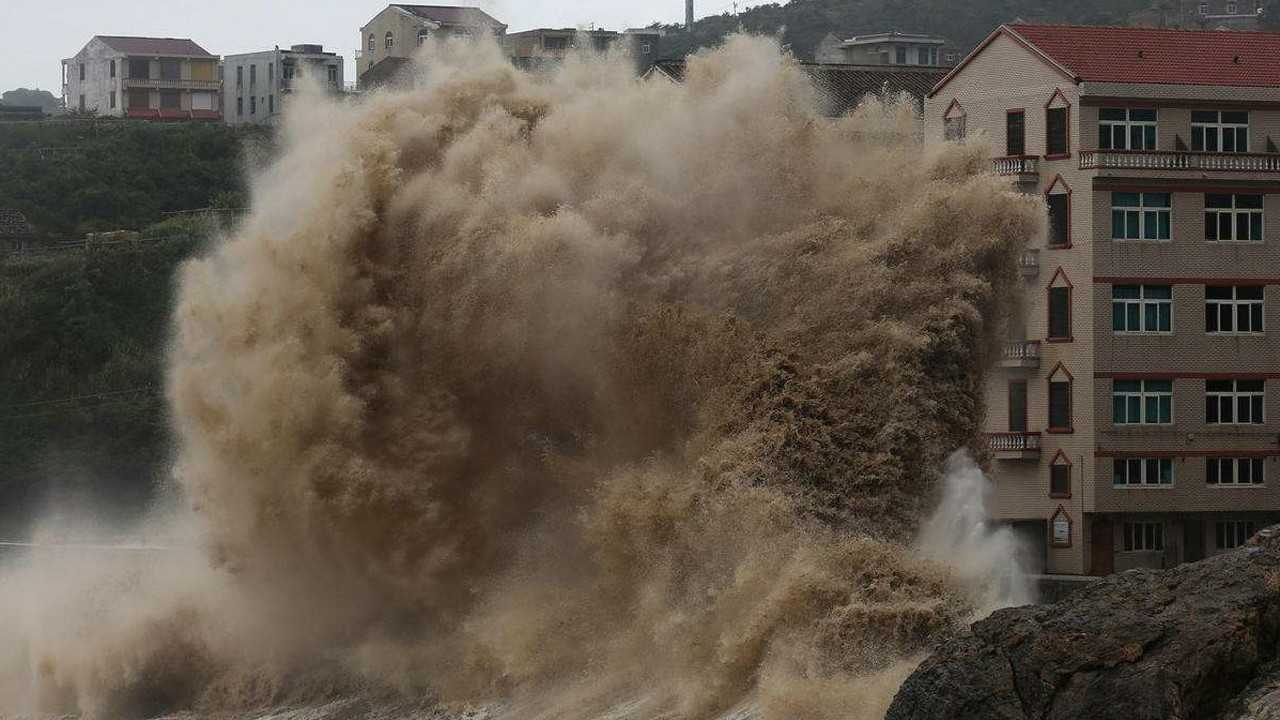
[224,49,342,126]
[359,7,433,78]
[65,38,123,116]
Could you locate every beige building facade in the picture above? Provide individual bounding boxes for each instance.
[357,4,506,87]
[928,24,1280,576]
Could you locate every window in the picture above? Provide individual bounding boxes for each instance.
[386,31,394,49]
[1192,111,1248,153]
[1112,192,1171,240]
[945,52,957,63]
[1207,457,1265,486]
[79,63,85,81]
[1123,522,1164,552]
[1200,1,1210,12]
[544,36,570,51]
[328,65,338,83]
[1206,286,1264,333]
[1113,285,1172,333]
[641,43,652,55]
[78,94,85,112]
[1006,110,1025,156]
[1050,454,1071,497]
[1048,284,1071,340]
[1205,194,1263,242]
[250,95,257,115]
[1206,379,1265,425]
[109,91,116,109]
[1216,520,1257,550]
[269,95,274,114]
[250,64,257,88]
[129,58,150,79]
[418,29,430,46]
[1114,458,1174,487]
[1046,107,1069,156]
[236,65,243,88]
[1049,368,1070,425]
[1227,1,1239,12]
[918,47,930,65]
[369,34,376,53]
[128,88,149,109]
[1099,108,1157,150]
[236,97,243,116]
[1008,381,1027,432]
[944,101,966,142]
[160,90,179,109]
[1047,193,1069,247]
[896,47,907,64]
[110,60,116,78]
[1113,380,1173,424]
[268,63,274,82]
[160,60,180,81]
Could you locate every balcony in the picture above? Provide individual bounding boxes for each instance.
[1019,249,1039,277]
[999,341,1041,369]
[991,155,1039,185]
[124,77,221,91]
[1080,149,1280,173]
[987,432,1042,461]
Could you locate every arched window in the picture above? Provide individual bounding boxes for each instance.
[943,99,966,142]
[1047,267,1073,342]
[1047,362,1074,433]
[368,34,375,53]
[1049,450,1072,498]
[418,29,430,46]
[1044,174,1071,249]
[385,31,394,49]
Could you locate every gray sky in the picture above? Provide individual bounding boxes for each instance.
[0,1,697,95]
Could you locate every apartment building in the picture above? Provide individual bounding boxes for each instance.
[223,45,344,127]
[927,24,1280,577]
[816,32,961,68]
[62,36,221,120]
[357,4,506,88]
[503,28,661,75]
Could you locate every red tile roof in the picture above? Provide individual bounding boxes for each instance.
[97,36,215,57]
[391,5,505,29]
[1007,24,1280,88]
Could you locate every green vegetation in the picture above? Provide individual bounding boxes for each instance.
[0,120,263,238]
[655,0,1266,63]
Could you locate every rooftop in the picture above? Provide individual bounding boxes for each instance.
[1001,23,1280,88]
[842,31,947,47]
[391,5,506,29]
[95,36,214,57]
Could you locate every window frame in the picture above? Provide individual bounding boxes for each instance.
[1122,521,1165,552]
[1205,285,1265,334]
[1044,89,1071,159]
[1112,192,1172,241]
[1113,379,1174,425]
[1047,363,1074,434]
[1049,450,1072,498]
[1112,284,1173,335]
[1113,457,1175,488]
[1205,194,1264,243]
[385,31,394,49]
[1006,109,1026,157]
[1216,519,1257,550]
[1047,268,1073,342]
[1192,110,1249,153]
[1206,379,1265,425]
[1045,174,1071,248]
[1099,108,1158,151]
[1207,457,1266,486]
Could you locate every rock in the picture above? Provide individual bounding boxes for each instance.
[886,525,1280,720]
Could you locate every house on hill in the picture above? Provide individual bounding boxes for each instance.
[927,23,1280,578]
[62,36,221,120]
[357,5,507,90]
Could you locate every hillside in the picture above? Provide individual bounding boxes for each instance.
[656,0,1280,62]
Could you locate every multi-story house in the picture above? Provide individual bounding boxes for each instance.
[357,4,506,89]
[816,31,961,68]
[503,28,661,75]
[62,36,221,120]
[223,45,344,127]
[927,24,1280,577]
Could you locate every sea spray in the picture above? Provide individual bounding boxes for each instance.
[0,35,1043,720]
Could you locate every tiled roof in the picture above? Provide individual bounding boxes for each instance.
[1007,23,1280,87]
[649,59,686,82]
[96,36,215,57]
[802,63,947,115]
[391,5,505,28]
[0,210,34,238]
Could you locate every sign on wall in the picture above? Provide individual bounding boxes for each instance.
[1051,506,1072,548]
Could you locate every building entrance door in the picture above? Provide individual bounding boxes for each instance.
[1184,517,1204,563]
[1090,517,1115,576]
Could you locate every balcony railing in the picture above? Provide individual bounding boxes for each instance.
[1020,249,1039,276]
[987,432,1042,459]
[1080,149,1280,173]
[999,340,1040,369]
[125,78,221,91]
[992,155,1039,176]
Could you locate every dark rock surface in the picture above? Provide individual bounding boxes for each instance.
[887,526,1280,720]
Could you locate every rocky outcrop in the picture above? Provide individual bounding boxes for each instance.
[886,526,1280,720]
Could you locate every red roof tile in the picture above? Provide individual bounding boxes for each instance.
[97,36,214,57]
[1008,23,1280,88]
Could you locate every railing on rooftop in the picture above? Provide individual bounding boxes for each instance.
[1080,149,1280,173]
[992,155,1039,176]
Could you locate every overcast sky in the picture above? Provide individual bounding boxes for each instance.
[0,0,700,95]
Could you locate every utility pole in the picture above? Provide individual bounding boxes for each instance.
[686,0,695,29]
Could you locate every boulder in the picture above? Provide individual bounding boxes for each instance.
[886,526,1280,720]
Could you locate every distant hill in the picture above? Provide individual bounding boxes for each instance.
[653,0,1280,62]
[1,88,61,113]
